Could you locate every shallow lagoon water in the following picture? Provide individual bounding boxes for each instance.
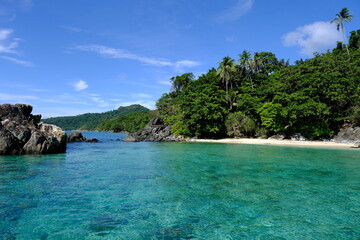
[0,132,359,239]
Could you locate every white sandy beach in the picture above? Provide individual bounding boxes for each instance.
[188,138,358,148]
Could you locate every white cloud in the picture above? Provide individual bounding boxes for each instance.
[73,79,88,91]
[282,21,342,56]
[175,60,200,69]
[0,29,12,40]
[0,93,38,101]
[74,44,200,69]
[28,88,50,92]
[0,29,19,54]
[0,28,33,66]
[216,0,254,22]
[1,56,34,67]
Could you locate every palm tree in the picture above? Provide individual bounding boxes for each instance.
[251,52,263,74]
[217,56,237,104]
[238,50,254,88]
[331,8,353,56]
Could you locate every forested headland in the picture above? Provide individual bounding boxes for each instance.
[43,104,150,131]
[155,29,360,139]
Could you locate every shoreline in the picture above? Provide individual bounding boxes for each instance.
[188,138,358,149]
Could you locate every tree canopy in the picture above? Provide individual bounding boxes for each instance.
[156,29,360,139]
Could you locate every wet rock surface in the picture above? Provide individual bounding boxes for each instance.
[123,117,182,142]
[0,104,67,155]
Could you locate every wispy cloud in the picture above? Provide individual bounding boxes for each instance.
[282,21,342,56]
[90,96,110,107]
[130,93,153,99]
[226,36,238,43]
[73,79,88,91]
[0,93,38,102]
[28,88,51,92]
[216,0,254,22]
[0,29,19,54]
[0,28,34,66]
[19,0,33,11]
[174,60,200,72]
[42,99,89,105]
[60,25,85,33]
[74,44,200,69]
[0,0,33,18]
[1,56,34,67]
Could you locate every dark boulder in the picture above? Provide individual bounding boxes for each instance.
[67,132,99,143]
[67,132,86,142]
[86,138,99,143]
[0,104,67,155]
[123,117,182,142]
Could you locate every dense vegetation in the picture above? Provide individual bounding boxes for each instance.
[156,30,360,139]
[43,104,149,130]
[96,110,155,132]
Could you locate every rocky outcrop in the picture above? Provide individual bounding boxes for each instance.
[334,126,360,143]
[67,132,99,143]
[123,117,182,142]
[291,133,307,141]
[268,134,285,140]
[0,104,67,155]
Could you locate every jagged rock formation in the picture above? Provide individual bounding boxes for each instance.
[334,126,360,143]
[123,117,182,142]
[67,132,99,143]
[0,104,67,155]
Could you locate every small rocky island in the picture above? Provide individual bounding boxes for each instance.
[0,104,67,155]
[123,117,182,142]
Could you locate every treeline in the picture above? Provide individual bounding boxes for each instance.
[96,110,155,132]
[156,30,360,139]
[43,104,149,130]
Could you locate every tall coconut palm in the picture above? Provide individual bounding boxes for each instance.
[217,56,237,104]
[331,8,353,56]
[251,52,263,74]
[239,50,254,88]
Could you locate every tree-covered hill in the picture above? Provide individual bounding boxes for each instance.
[43,104,149,130]
[96,110,156,133]
[156,29,360,139]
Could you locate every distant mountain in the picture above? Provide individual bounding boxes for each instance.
[43,104,149,130]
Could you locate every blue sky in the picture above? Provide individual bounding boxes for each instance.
[1,0,359,117]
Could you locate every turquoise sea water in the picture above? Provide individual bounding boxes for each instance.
[0,132,359,240]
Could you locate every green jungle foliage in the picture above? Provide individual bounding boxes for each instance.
[156,30,360,139]
[43,104,149,130]
[96,110,156,132]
